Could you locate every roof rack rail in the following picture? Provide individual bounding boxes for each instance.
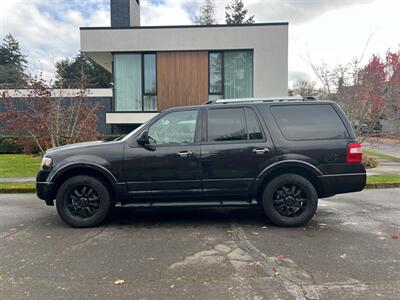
[205,96,316,105]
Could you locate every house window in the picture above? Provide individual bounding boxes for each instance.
[209,52,223,96]
[114,54,142,111]
[208,50,253,100]
[224,51,253,99]
[143,53,157,111]
[113,53,157,112]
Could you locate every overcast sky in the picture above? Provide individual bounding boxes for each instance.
[0,0,398,86]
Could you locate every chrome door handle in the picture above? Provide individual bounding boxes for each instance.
[177,151,193,158]
[252,148,269,155]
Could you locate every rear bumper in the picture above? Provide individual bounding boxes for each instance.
[319,173,366,197]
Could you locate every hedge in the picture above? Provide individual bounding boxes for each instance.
[0,136,24,154]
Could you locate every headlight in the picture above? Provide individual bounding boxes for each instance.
[41,157,53,170]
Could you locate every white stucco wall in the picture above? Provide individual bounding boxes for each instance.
[80,24,288,97]
[106,112,158,124]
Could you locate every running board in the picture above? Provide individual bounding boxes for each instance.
[120,199,259,208]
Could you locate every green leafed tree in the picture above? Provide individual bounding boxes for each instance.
[195,0,217,25]
[0,33,28,88]
[54,53,111,89]
[225,0,255,24]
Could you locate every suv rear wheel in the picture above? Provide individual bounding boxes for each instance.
[56,175,111,228]
[262,174,318,227]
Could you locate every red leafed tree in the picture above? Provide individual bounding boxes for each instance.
[311,49,400,141]
[0,73,100,154]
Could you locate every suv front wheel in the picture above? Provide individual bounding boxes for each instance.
[262,174,318,227]
[56,175,111,228]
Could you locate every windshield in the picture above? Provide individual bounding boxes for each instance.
[121,122,148,142]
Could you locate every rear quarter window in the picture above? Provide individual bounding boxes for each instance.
[271,104,349,141]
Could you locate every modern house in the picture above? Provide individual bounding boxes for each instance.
[80,0,288,133]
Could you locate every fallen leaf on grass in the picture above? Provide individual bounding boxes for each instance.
[392,235,399,240]
[340,254,347,259]
[113,279,125,285]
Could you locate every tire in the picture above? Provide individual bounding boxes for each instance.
[262,174,318,227]
[56,175,111,228]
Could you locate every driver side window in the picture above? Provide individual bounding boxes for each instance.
[148,110,199,145]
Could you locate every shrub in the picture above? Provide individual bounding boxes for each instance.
[0,136,41,154]
[362,154,378,169]
[0,136,24,154]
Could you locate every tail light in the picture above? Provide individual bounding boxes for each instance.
[346,143,362,163]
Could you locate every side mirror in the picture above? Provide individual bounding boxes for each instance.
[137,130,156,151]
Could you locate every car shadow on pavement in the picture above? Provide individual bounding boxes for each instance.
[106,206,270,227]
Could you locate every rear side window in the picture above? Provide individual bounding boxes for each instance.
[271,105,349,140]
[245,108,263,140]
[207,107,263,142]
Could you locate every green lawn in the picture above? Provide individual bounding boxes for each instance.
[0,181,36,193]
[367,173,400,185]
[364,149,400,163]
[0,154,42,178]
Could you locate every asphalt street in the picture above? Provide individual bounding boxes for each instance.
[0,189,399,300]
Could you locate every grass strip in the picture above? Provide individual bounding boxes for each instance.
[0,181,36,193]
[0,154,41,178]
[366,173,400,184]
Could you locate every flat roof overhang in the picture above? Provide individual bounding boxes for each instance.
[80,22,289,72]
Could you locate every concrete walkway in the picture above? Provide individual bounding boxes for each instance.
[0,177,35,182]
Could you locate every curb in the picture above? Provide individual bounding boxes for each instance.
[0,188,36,194]
[365,183,400,189]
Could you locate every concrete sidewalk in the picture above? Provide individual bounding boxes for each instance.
[0,177,35,182]
[366,158,400,175]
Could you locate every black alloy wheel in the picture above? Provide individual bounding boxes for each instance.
[272,183,307,218]
[66,185,101,219]
[262,174,318,227]
[56,175,111,228]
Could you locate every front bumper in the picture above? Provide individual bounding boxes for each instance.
[36,182,54,200]
[36,170,54,200]
[319,173,367,197]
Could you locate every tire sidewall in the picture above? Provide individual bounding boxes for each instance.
[56,175,111,228]
[262,174,318,227]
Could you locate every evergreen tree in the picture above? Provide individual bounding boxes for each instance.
[54,53,111,89]
[225,0,255,24]
[195,0,217,25]
[0,34,28,88]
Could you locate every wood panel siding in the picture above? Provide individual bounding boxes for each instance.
[157,51,208,110]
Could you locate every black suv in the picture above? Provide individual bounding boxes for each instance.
[37,97,366,228]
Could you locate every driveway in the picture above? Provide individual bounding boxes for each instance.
[0,189,399,300]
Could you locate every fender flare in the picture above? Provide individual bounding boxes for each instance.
[49,162,118,184]
[253,160,323,194]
